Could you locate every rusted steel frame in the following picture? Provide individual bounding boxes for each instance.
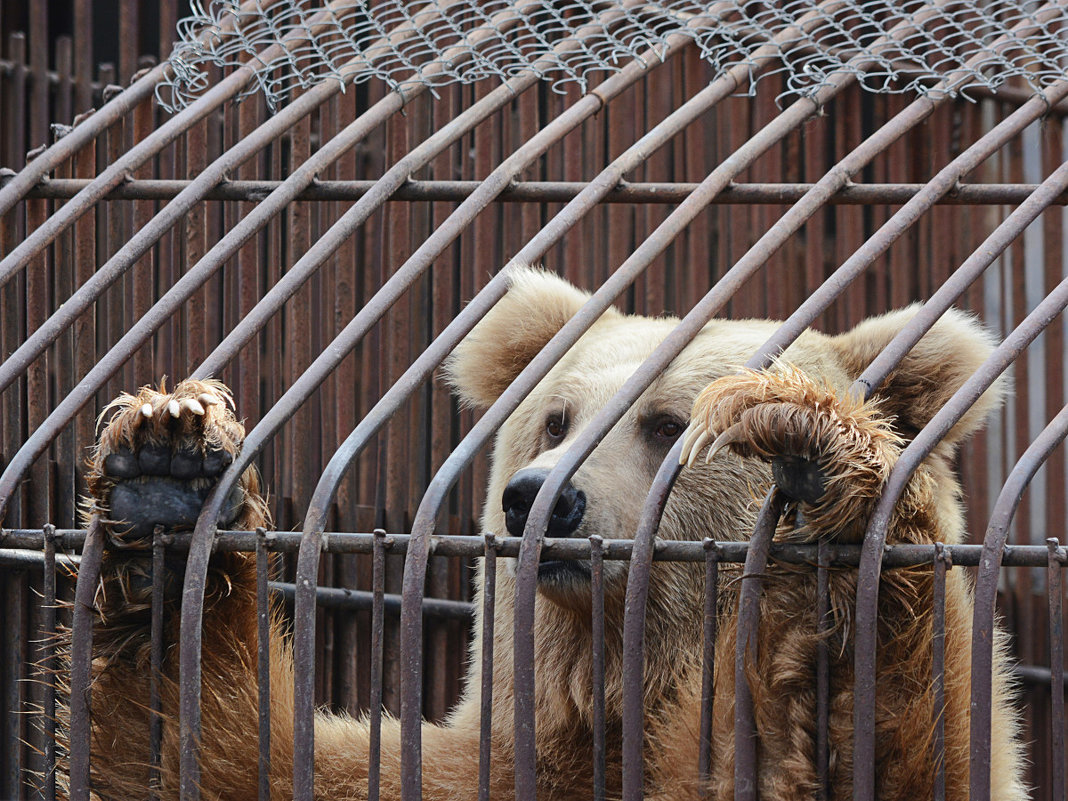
[41,524,57,801]
[745,59,1068,364]
[0,16,436,397]
[0,5,511,515]
[150,532,166,800]
[369,530,387,801]
[192,0,569,381]
[0,4,343,290]
[256,528,272,801]
[852,274,1068,801]
[5,530,1068,568]
[67,518,104,801]
[21,177,1068,205]
[968,402,1068,801]
[1049,538,1066,801]
[526,5,964,791]
[269,581,475,620]
[698,540,720,800]
[0,0,482,395]
[733,491,786,801]
[622,434,688,800]
[815,540,830,801]
[931,544,949,801]
[478,534,498,801]
[591,534,607,801]
[0,0,264,218]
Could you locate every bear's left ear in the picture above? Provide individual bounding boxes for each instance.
[830,305,1006,448]
[444,266,619,409]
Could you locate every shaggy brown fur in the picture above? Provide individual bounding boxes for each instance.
[69,268,1026,801]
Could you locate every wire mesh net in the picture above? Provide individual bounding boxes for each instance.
[159,0,1068,111]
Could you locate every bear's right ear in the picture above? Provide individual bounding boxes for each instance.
[444,266,614,409]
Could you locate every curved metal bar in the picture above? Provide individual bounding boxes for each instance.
[733,490,785,801]
[192,0,552,379]
[145,5,701,799]
[621,435,687,801]
[0,5,347,290]
[968,403,1068,800]
[284,9,752,800]
[0,4,495,518]
[66,517,104,801]
[0,0,266,217]
[515,2,963,785]
[851,273,1068,801]
[0,1,450,393]
[0,67,163,217]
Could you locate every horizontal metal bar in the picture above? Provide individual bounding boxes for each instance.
[11,177,1065,205]
[2,530,1064,567]
[0,546,469,619]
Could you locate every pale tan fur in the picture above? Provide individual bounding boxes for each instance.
[72,267,1025,800]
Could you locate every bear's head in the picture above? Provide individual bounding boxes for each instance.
[445,267,1000,620]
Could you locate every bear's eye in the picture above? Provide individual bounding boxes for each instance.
[545,414,567,442]
[653,418,684,441]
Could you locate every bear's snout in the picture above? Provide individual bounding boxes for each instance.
[502,468,586,538]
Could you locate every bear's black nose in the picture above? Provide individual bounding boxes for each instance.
[502,467,586,538]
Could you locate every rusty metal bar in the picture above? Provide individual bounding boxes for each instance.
[1049,538,1066,801]
[734,490,786,801]
[590,534,606,801]
[0,0,251,221]
[40,524,56,801]
[969,402,1068,801]
[67,518,104,801]
[698,539,719,800]
[0,4,346,290]
[256,528,272,801]
[0,1,468,395]
[150,530,166,800]
[4,530,1067,569]
[815,540,830,801]
[369,530,387,801]
[14,177,1066,205]
[931,544,949,801]
[477,533,497,801]
[853,274,1068,801]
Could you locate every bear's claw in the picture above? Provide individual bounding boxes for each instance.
[682,366,905,540]
[87,378,255,543]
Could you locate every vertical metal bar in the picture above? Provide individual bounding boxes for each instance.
[1049,538,1066,801]
[69,518,104,801]
[697,539,719,800]
[150,528,166,800]
[932,543,949,801]
[257,528,272,801]
[734,490,785,801]
[478,533,497,801]
[815,539,830,801]
[41,524,57,801]
[369,529,387,801]
[590,534,606,801]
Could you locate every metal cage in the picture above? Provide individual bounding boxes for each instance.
[0,2,1066,800]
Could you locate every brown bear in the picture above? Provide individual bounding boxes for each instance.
[77,266,1025,800]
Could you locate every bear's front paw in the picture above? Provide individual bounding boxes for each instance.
[679,366,903,540]
[87,379,255,545]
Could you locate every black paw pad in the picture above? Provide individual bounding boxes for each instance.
[170,449,202,479]
[138,444,172,476]
[109,480,246,540]
[104,448,140,479]
[772,455,827,504]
